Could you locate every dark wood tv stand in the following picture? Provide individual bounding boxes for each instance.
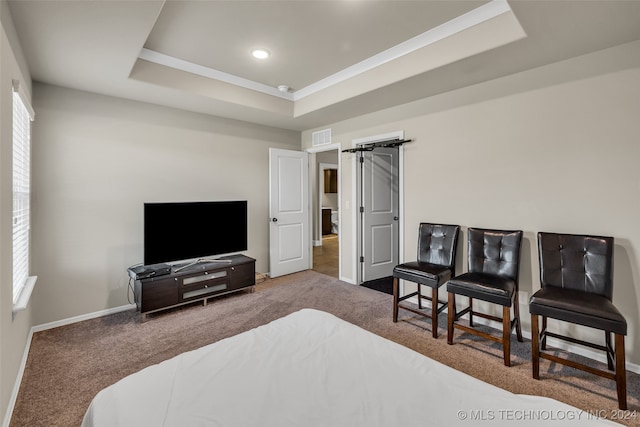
[133,254,256,319]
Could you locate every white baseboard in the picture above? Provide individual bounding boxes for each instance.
[32,304,136,333]
[404,296,640,374]
[2,329,33,427]
[340,275,356,284]
[2,304,136,427]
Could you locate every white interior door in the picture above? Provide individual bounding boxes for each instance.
[269,148,310,278]
[360,147,399,283]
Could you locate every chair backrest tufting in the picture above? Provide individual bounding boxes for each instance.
[538,232,614,300]
[468,228,523,281]
[417,223,460,274]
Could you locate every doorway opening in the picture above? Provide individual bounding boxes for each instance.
[307,145,341,279]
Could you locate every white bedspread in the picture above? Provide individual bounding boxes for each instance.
[82,309,617,426]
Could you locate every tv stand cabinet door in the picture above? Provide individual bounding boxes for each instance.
[229,260,255,290]
[141,277,179,313]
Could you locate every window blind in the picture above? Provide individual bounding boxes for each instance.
[12,84,33,304]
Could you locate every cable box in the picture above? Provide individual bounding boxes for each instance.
[128,263,172,280]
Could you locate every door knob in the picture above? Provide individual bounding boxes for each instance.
[272,218,278,222]
[394,216,399,221]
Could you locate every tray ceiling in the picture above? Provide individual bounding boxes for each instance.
[7,0,640,130]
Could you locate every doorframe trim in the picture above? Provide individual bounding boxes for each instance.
[350,131,405,286]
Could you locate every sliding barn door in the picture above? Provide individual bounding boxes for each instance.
[359,147,399,283]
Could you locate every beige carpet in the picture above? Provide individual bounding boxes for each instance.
[10,270,639,426]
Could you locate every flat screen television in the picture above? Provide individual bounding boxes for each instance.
[144,201,248,265]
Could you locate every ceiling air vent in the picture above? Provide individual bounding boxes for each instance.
[312,128,332,147]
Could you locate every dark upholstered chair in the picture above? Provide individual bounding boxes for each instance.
[530,232,627,410]
[393,223,460,338]
[447,228,523,366]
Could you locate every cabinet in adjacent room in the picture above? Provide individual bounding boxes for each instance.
[322,208,332,235]
[324,169,337,193]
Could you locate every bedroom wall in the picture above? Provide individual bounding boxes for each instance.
[0,4,34,424]
[301,40,640,365]
[30,84,300,325]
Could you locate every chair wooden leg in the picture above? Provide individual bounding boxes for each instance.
[431,287,439,338]
[417,283,422,309]
[541,316,548,350]
[513,293,523,342]
[447,292,455,345]
[392,277,399,322]
[502,305,511,367]
[606,331,614,371]
[531,314,540,379]
[468,297,474,327]
[615,334,627,410]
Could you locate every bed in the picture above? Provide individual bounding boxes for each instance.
[82,309,617,426]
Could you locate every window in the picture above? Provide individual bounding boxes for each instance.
[12,80,35,309]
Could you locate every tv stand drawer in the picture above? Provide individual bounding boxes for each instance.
[182,270,227,286]
[182,282,228,300]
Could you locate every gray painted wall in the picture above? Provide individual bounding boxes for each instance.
[30,84,300,325]
[302,40,640,365]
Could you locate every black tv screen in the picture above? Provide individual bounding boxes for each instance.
[144,201,248,265]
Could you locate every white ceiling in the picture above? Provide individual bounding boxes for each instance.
[145,1,487,91]
[7,0,640,131]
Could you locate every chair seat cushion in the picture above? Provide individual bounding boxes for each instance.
[446,272,515,306]
[393,261,452,287]
[529,286,627,335]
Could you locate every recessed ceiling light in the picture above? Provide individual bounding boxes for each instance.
[252,48,270,59]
